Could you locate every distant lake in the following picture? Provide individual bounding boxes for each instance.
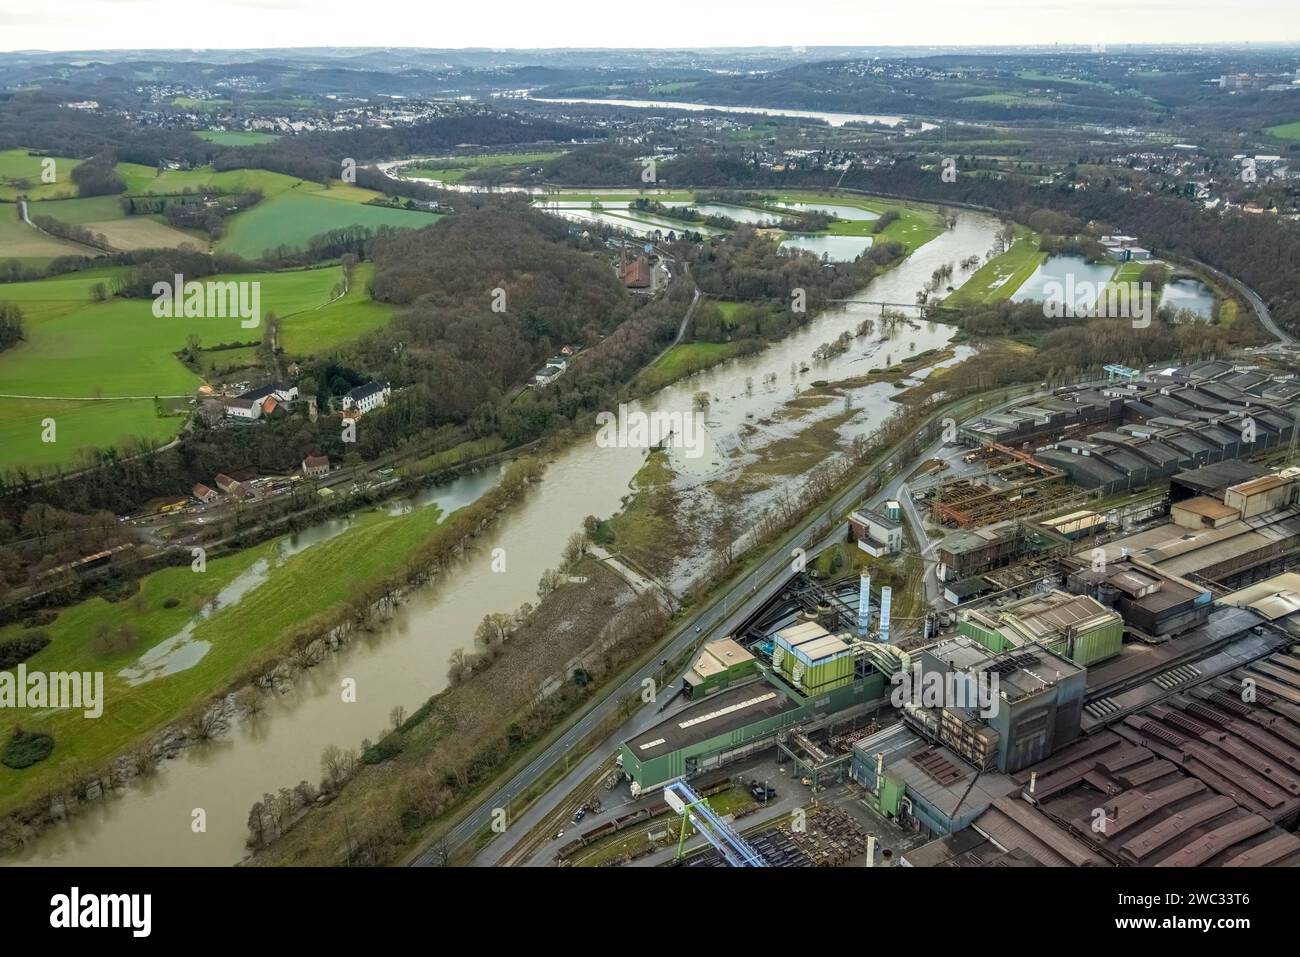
[778,201,880,222]
[689,203,783,225]
[530,96,936,130]
[1011,255,1118,308]
[780,234,874,262]
[1159,278,1215,320]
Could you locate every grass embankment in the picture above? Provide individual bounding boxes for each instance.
[636,340,750,392]
[772,191,947,254]
[944,227,1043,306]
[0,458,541,823]
[0,491,470,816]
[604,450,679,576]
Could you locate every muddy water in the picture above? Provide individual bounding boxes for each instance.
[13,208,1000,866]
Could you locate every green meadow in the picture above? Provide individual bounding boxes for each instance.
[217,189,439,259]
[944,228,1044,306]
[0,149,84,201]
[0,262,395,468]
[1266,120,1300,141]
[773,191,947,253]
[0,494,458,816]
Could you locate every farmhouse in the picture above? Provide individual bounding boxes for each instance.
[342,380,391,415]
[191,483,218,504]
[302,455,330,478]
[222,397,261,420]
[241,382,299,404]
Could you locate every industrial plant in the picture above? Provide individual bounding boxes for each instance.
[553,359,1300,869]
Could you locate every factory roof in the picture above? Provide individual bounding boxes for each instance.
[995,592,1118,645]
[774,620,828,648]
[1084,507,1300,578]
[982,649,1300,866]
[791,633,852,663]
[1220,573,1300,621]
[686,637,755,682]
[626,676,799,758]
[924,637,1082,702]
[1172,495,1240,521]
[1227,474,1291,497]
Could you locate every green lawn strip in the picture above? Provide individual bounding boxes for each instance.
[1265,120,1300,141]
[771,191,946,252]
[944,229,1044,306]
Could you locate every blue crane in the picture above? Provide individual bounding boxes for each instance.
[663,779,767,867]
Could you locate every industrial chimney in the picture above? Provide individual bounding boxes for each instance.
[858,573,871,639]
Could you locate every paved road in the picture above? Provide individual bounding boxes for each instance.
[413,386,1037,867]
[1187,258,1293,346]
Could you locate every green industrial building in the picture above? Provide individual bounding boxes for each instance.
[770,620,856,695]
[681,636,760,699]
[957,589,1123,667]
[620,664,886,794]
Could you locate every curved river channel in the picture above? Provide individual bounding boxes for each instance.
[11,207,1001,865]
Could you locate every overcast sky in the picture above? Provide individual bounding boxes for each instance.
[2,0,1298,52]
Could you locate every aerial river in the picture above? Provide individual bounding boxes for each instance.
[11,207,1001,866]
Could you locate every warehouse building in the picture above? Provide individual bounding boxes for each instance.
[619,667,886,793]
[1083,477,1300,589]
[966,642,1300,866]
[850,723,1019,837]
[961,365,1300,496]
[1066,559,1212,639]
[958,590,1124,667]
[936,521,1061,584]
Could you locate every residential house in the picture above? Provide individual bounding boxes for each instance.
[533,357,567,387]
[342,380,391,415]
